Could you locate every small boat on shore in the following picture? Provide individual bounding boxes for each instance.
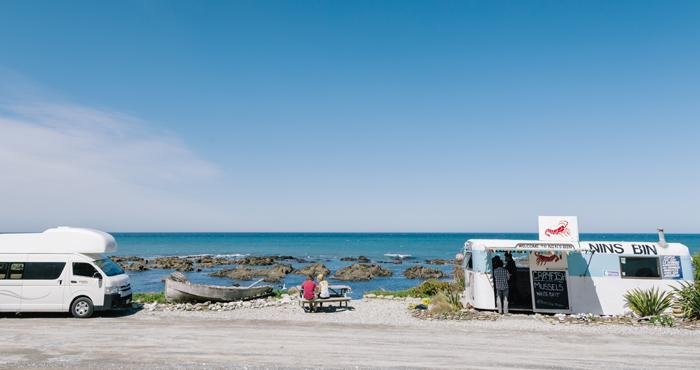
[164,272,273,303]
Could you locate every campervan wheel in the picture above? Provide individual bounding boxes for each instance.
[71,297,94,318]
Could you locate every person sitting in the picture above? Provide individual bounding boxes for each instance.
[317,274,330,299]
[301,275,317,312]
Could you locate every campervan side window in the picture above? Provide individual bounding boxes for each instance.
[23,262,66,280]
[9,263,24,279]
[620,257,660,279]
[73,263,99,277]
[0,262,7,279]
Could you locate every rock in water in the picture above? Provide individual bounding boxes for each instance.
[334,263,392,281]
[210,267,256,280]
[210,263,293,282]
[292,263,331,277]
[424,259,453,265]
[403,266,445,279]
[150,256,195,272]
[233,256,277,266]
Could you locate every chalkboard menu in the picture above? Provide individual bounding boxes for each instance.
[532,270,569,310]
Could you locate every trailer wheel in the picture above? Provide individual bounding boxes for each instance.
[70,297,94,318]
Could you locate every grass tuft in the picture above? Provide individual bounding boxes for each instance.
[133,292,166,303]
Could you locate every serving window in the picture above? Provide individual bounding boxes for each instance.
[620,257,660,279]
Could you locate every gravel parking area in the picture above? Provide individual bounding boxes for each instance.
[1,299,699,369]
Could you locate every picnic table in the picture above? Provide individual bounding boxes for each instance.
[298,284,352,310]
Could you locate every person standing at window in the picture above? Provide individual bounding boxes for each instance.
[493,259,510,314]
[504,252,518,304]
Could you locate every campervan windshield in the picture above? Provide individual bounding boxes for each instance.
[94,258,124,277]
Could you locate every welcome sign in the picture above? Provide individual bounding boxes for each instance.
[538,216,579,242]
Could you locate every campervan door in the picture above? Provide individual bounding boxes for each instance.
[0,255,26,311]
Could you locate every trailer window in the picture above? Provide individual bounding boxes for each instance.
[23,262,66,280]
[0,262,7,279]
[9,263,24,279]
[464,252,473,270]
[620,257,660,279]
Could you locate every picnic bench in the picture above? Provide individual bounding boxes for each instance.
[298,285,352,311]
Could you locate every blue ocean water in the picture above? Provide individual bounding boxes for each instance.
[113,233,700,297]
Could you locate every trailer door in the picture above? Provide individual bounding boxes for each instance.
[529,251,571,313]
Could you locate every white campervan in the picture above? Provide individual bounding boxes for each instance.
[0,227,132,318]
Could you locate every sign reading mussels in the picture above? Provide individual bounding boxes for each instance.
[532,270,569,310]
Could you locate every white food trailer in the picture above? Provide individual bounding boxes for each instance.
[0,227,132,318]
[462,217,694,315]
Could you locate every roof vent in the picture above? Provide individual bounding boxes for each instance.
[657,227,668,248]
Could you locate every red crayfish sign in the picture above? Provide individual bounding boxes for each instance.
[534,252,561,265]
[544,220,570,237]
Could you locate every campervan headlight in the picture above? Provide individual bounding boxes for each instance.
[106,285,120,295]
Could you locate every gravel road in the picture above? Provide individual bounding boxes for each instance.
[1,299,699,369]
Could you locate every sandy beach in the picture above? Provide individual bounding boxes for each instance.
[1,299,699,369]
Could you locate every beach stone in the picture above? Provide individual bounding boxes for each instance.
[403,266,445,279]
[292,263,331,277]
[334,263,392,281]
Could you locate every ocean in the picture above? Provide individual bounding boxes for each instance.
[114,232,700,297]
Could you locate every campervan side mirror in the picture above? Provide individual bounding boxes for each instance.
[93,272,103,280]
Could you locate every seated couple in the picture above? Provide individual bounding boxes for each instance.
[301,274,330,311]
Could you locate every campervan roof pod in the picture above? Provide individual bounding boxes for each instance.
[0,227,117,254]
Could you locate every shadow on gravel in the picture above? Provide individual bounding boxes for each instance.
[304,305,355,314]
[0,306,143,319]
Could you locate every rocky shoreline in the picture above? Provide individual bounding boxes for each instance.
[111,254,456,282]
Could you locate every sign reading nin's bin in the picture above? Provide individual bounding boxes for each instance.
[532,270,569,310]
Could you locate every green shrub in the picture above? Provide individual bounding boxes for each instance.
[365,288,416,298]
[693,253,700,281]
[444,290,463,310]
[623,287,674,317]
[410,279,453,297]
[133,292,166,303]
[672,282,700,319]
[649,314,675,327]
[272,288,288,298]
[429,292,457,314]
[453,263,465,291]
[367,280,462,299]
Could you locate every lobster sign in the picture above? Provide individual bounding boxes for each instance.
[545,220,570,238]
[534,251,562,266]
[538,216,579,242]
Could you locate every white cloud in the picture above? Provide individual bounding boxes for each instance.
[0,82,228,232]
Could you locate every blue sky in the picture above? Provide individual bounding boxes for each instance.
[0,1,698,232]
